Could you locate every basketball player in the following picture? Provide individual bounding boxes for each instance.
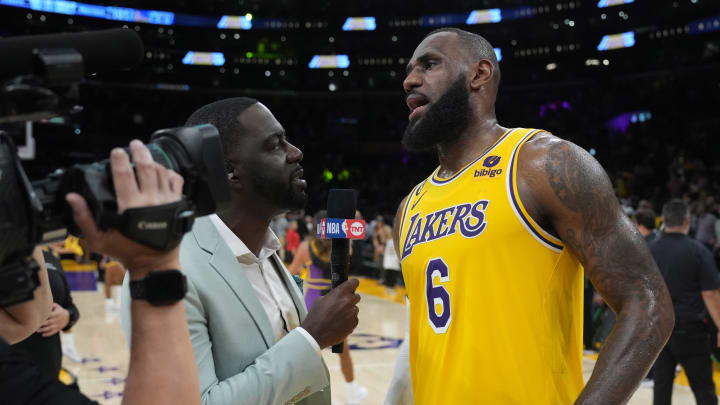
[392,28,674,404]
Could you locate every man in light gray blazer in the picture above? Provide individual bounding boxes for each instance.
[122,97,361,405]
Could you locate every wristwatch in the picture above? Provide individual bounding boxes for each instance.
[129,270,187,306]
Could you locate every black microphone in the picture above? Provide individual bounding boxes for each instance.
[0,28,144,79]
[327,188,357,353]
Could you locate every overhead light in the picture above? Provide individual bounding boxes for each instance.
[328,83,337,91]
[466,8,502,25]
[597,0,634,7]
[217,15,253,30]
[342,17,376,31]
[546,63,557,70]
[603,59,610,65]
[597,31,635,51]
[182,51,226,66]
[309,55,351,69]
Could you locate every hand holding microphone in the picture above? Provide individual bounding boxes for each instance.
[300,189,365,351]
[300,278,360,349]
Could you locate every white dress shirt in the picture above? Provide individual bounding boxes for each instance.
[209,214,320,353]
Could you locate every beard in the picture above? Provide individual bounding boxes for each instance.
[247,166,308,210]
[401,75,471,153]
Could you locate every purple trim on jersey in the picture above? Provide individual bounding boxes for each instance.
[430,129,516,185]
[304,264,331,310]
[507,131,564,251]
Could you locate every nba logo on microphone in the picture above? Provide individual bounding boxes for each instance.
[318,218,327,239]
[317,218,366,239]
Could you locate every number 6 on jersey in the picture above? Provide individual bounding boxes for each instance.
[426,257,451,333]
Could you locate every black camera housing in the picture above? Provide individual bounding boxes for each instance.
[0,124,231,308]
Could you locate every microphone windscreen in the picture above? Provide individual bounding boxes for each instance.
[327,189,356,219]
[0,28,144,79]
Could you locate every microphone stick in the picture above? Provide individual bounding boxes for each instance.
[326,189,357,353]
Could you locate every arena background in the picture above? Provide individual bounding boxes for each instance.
[1,1,720,403]
[2,0,718,219]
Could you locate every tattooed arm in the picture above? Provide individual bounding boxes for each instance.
[517,133,673,405]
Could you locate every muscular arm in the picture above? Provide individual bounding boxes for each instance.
[517,134,673,405]
[0,247,53,343]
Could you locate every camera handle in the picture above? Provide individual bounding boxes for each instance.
[100,200,196,252]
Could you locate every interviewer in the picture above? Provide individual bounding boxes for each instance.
[0,140,200,405]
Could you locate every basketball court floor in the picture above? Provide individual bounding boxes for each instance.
[62,277,703,404]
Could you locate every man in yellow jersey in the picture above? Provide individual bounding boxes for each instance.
[392,27,674,404]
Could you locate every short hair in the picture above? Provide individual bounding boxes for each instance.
[662,199,689,228]
[637,199,654,211]
[424,27,501,87]
[185,97,258,170]
[634,208,656,230]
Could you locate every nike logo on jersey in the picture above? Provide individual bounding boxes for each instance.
[401,199,490,259]
[411,190,427,210]
[410,180,428,210]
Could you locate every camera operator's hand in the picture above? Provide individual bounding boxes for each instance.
[300,278,361,348]
[37,303,70,337]
[67,140,198,405]
[65,140,184,280]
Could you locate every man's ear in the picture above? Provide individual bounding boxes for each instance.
[469,59,494,91]
[227,166,245,189]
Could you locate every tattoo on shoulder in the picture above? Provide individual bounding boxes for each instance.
[544,141,664,299]
[545,142,618,259]
[545,142,612,214]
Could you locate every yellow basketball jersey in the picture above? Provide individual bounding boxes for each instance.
[399,128,584,404]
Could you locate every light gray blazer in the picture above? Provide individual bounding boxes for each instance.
[121,216,330,405]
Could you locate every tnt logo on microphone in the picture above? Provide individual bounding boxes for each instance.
[317,218,366,239]
[348,220,365,238]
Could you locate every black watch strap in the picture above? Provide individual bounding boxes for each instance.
[129,270,187,306]
[129,278,147,300]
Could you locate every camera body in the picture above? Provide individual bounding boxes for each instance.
[0,35,231,307]
[0,123,231,308]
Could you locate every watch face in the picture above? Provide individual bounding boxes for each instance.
[145,271,187,304]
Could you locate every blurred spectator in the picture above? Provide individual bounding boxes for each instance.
[634,208,659,245]
[99,257,126,313]
[373,216,393,280]
[271,214,290,260]
[651,199,720,405]
[303,215,314,240]
[382,238,402,288]
[695,197,719,251]
[285,220,300,263]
